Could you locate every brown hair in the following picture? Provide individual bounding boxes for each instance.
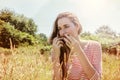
[49,12,82,44]
[49,12,82,80]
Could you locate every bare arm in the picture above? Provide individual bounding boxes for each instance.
[51,49,62,80]
[64,34,101,80]
[76,42,101,80]
[51,37,63,80]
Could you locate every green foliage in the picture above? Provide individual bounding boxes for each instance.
[80,31,120,52]
[35,33,48,45]
[0,9,14,22]
[0,9,37,36]
[0,23,36,48]
[0,9,48,48]
[11,15,37,36]
[81,31,91,37]
[81,32,100,41]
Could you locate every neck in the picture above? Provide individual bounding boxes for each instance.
[74,36,87,50]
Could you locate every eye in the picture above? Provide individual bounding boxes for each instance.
[58,27,61,30]
[64,25,69,28]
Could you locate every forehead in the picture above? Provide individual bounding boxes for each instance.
[57,17,72,26]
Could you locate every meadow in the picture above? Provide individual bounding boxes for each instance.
[0,45,120,80]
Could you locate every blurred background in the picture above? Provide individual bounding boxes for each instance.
[0,0,120,80]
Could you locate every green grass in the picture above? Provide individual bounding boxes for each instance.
[0,46,120,80]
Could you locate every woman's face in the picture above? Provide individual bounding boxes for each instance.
[57,17,79,38]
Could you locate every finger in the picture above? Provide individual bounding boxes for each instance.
[56,40,63,45]
[58,44,63,48]
[65,42,71,48]
[53,37,61,45]
[53,37,58,44]
[64,34,72,42]
[63,38,71,46]
[69,35,76,41]
[56,41,63,47]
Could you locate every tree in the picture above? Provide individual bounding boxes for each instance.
[11,15,37,36]
[0,9,49,48]
[0,9,37,48]
[95,25,116,38]
[0,9,37,36]
[0,9,14,22]
[39,33,47,41]
[0,23,36,48]
[35,33,48,45]
[81,31,91,37]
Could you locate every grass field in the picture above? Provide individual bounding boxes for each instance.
[102,53,120,80]
[0,46,120,80]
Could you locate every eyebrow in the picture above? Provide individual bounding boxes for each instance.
[58,24,69,28]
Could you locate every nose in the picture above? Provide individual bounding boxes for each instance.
[59,30,66,37]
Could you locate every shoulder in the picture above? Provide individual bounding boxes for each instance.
[80,40,101,47]
[81,40,102,51]
[88,40,101,47]
[88,40,102,54]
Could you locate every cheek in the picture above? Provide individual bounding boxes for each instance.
[66,28,76,36]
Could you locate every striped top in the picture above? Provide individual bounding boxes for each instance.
[52,40,102,80]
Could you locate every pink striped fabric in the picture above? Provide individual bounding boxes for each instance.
[67,41,102,80]
[52,40,102,80]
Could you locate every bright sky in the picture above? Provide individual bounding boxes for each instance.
[0,0,120,37]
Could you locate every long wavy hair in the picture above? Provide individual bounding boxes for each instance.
[49,12,82,80]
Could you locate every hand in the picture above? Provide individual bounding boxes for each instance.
[63,34,81,54]
[52,37,63,60]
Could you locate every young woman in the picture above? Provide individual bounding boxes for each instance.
[49,12,102,80]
